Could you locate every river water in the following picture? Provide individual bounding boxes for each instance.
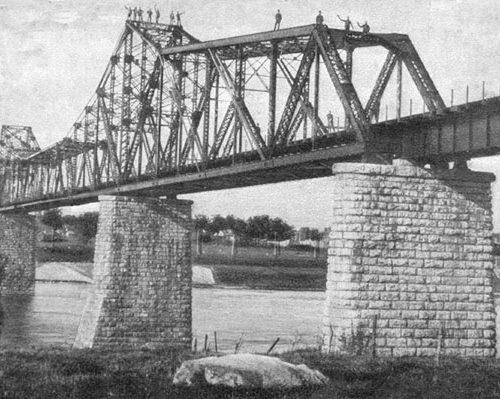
[0,282,325,353]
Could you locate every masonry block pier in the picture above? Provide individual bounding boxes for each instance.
[74,195,193,349]
[0,213,36,294]
[324,162,496,357]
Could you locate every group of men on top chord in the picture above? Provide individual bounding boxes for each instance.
[125,7,370,35]
[274,10,370,34]
[125,6,184,26]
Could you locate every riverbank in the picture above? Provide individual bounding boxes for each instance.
[36,242,327,290]
[1,347,500,398]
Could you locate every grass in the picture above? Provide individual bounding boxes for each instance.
[195,243,327,269]
[2,347,500,398]
[198,244,327,290]
[36,242,94,263]
[211,264,326,290]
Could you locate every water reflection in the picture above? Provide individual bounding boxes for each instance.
[0,294,35,346]
[0,282,325,353]
[0,283,88,348]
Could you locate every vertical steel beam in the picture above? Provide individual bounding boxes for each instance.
[396,58,402,120]
[203,57,212,161]
[344,45,353,129]
[268,42,278,145]
[303,77,309,139]
[313,44,320,138]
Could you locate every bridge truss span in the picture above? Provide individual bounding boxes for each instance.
[3,20,491,212]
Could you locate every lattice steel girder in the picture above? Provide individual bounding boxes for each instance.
[0,125,40,159]
[208,49,267,160]
[313,27,372,143]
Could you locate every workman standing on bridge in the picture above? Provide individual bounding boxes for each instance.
[316,11,324,25]
[147,8,153,23]
[155,6,160,23]
[133,7,138,20]
[274,9,282,30]
[137,7,143,21]
[338,15,353,32]
[176,11,184,26]
[327,110,334,132]
[125,6,133,20]
[357,21,370,34]
[170,11,175,25]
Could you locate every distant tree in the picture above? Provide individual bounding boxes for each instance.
[225,215,247,237]
[194,214,210,232]
[41,208,63,241]
[62,214,79,226]
[310,229,322,242]
[246,215,272,240]
[79,212,99,241]
[269,217,294,241]
[208,214,227,235]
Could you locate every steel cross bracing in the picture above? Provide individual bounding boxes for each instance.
[3,20,492,211]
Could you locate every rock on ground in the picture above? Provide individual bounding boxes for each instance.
[173,353,329,389]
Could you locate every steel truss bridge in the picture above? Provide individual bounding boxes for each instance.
[2,21,500,212]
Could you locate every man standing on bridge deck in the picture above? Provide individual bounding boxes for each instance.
[125,6,133,20]
[133,6,138,21]
[147,8,153,23]
[358,21,370,34]
[137,7,143,21]
[327,110,334,132]
[274,9,282,30]
[176,11,184,26]
[155,6,160,23]
[316,11,324,25]
[337,15,353,32]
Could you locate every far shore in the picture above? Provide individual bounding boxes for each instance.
[36,241,327,291]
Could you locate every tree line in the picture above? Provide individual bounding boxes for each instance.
[41,208,99,242]
[194,214,294,242]
[40,209,296,243]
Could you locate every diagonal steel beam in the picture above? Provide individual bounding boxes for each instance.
[364,51,397,122]
[277,59,328,140]
[97,96,121,181]
[209,104,235,159]
[273,36,317,147]
[398,40,446,113]
[179,66,217,166]
[313,27,372,143]
[208,49,267,160]
[123,57,162,178]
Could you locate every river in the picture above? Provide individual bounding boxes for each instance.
[0,282,325,353]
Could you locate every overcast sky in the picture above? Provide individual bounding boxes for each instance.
[2,0,500,229]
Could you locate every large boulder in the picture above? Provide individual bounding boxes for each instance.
[173,353,329,389]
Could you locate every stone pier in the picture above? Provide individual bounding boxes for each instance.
[0,213,36,294]
[74,195,193,349]
[324,162,496,357]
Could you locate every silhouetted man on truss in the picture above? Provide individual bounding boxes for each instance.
[274,10,282,30]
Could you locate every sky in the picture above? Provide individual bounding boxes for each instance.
[2,0,500,229]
